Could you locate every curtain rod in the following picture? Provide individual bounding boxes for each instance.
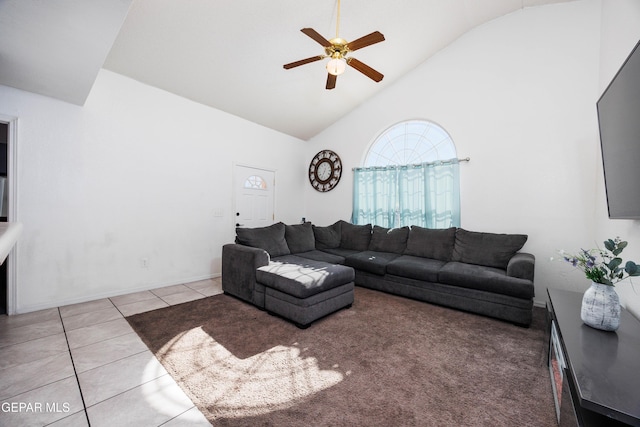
[352,157,470,171]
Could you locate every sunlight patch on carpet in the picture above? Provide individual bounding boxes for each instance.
[155,327,344,418]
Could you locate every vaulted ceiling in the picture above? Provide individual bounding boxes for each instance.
[0,0,575,140]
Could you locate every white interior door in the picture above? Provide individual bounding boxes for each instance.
[234,165,275,229]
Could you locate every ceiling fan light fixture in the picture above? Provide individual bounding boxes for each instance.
[326,57,346,76]
[282,0,385,89]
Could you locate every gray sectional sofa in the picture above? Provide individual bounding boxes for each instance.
[222,220,535,328]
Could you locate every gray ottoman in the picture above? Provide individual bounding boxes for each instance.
[256,255,355,328]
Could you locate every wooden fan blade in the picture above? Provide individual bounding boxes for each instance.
[301,28,332,47]
[283,55,325,69]
[346,31,385,52]
[326,73,337,90]
[347,57,384,82]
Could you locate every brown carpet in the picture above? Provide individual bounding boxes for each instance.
[126,287,556,427]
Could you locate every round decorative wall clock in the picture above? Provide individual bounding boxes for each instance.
[308,150,342,192]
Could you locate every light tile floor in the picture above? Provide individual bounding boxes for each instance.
[0,278,222,427]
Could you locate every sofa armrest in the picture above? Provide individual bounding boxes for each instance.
[506,252,535,282]
[222,243,270,306]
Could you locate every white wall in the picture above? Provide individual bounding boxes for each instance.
[305,0,604,307]
[0,69,306,313]
[595,0,640,318]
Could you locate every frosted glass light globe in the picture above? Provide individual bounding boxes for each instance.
[326,58,346,76]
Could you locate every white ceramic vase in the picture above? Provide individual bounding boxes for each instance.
[580,282,620,331]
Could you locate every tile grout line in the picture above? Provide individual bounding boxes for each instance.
[56,307,92,427]
[157,407,200,427]
[109,297,127,319]
[156,288,209,306]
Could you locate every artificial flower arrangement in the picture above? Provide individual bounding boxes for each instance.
[559,237,640,286]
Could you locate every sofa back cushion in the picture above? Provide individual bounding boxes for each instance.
[368,225,409,254]
[451,228,527,269]
[404,226,456,261]
[284,222,316,253]
[313,221,342,249]
[340,221,372,251]
[235,222,290,257]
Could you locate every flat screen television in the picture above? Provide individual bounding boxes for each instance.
[597,38,640,219]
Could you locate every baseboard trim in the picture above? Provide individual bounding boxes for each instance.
[533,299,547,308]
[14,273,221,315]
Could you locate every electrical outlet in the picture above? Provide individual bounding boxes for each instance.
[141,258,149,269]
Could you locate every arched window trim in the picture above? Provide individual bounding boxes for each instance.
[362,119,458,167]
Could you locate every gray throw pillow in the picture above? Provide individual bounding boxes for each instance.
[451,228,527,269]
[313,221,342,249]
[285,222,316,254]
[405,226,457,261]
[368,225,409,254]
[340,221,372,251]
[235,222,290,258]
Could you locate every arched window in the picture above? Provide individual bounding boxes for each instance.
[364,120,457,166]
[352,120,461,229]
[244,175,267,190]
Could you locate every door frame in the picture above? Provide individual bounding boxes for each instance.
[233,163,277,228]
[0,114,19,315]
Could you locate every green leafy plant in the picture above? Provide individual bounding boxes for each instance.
[560,237,640,286]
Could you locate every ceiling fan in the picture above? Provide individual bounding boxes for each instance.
[283,0,385,90]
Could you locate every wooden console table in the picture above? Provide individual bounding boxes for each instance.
[547,289,640,426]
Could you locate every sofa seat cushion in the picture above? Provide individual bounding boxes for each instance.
[320,247,361,259]
[344,251,400,276]
[439,262,534,299]
[256,255,355,299]
[386,255,447,283]
[295,250,346,265]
